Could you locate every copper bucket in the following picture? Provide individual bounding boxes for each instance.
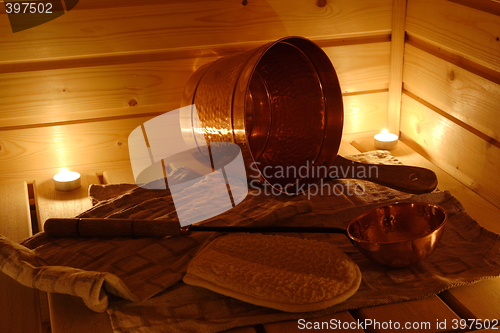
[182,36,343,195]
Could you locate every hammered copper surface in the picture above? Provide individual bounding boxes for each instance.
[347,202,447,267]
[182,37,344,194]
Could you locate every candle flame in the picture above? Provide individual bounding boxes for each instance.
[60,167,69,174]
[381,128,389,134]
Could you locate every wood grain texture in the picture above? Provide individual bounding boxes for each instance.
[403,44,500,142]
[406,0,500,73]
[0,273,43,333]
[0,181,31,242]
[34,173,100,230]
[387,0,407,134]
[343,92,388,135]
[48,293,113,333]
[353,295,461,332]
[103,168,134,184]
[0,42,390,130]
[400,94,500,208]
[448,0,500,17]
[439,277,500,322]
[0,0,392,65]
[0,180,42,333]
[325,42,391,94]
[0,57,212,129]
[0,117,152,175]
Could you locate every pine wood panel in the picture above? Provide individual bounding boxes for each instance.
[448,0,500,17]
[343,92,388,135]
[387,0,407,134]
[0,117,152,175]
[400,94,500,208]
[0,181,32,241]
[325,42,390,94]
[403,44,500,142]
[406,0,500,74]
[0,0,392,66]
[0,58,210,129]
[0,42,390,130]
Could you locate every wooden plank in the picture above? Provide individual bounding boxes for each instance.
[103,168,135,184]
[343,92,388,135]
[351,137,500,234]
[0,58,210,129]
[400,94,500,209]
[0,42,390,130]
[0,116,152,175]
[325,42,390,94]
[264,312,365,332]
[403,44,500,142]
[406,0,500,74]
[339,140,364,156]
[439,277,500,322]
[448,0,500,17]
[0,181,32,242]
[34,173,100,230]
[0,181,43,333]
[387,0,407,134]
[352,295,461,332]
[48,293,113,333]
[0,0,392,65]
[0,273,44,333]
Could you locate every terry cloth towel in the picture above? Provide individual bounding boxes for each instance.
[0,151,499,332]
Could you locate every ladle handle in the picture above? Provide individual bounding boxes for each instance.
[44,218,348,238]
[332,156,438,194]
[44,218,182,238]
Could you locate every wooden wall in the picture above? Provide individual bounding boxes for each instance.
[0,0,393,181]
[400,0,500,208]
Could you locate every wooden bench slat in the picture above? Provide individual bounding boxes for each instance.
[439,277,500,321]
[0,181,32,242]
[103,168,135,185]
[48,293,113,333]
[0,273,44,333]
[0,181,43,332]
[353,295,460,332]
[34,173,100,230]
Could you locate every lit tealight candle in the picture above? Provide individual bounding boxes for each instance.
[374,129,399,150]
[53,168,81,192]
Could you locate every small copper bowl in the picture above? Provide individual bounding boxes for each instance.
[347,202,447,268]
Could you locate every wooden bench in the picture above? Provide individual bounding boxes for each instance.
[1,139,499,333]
